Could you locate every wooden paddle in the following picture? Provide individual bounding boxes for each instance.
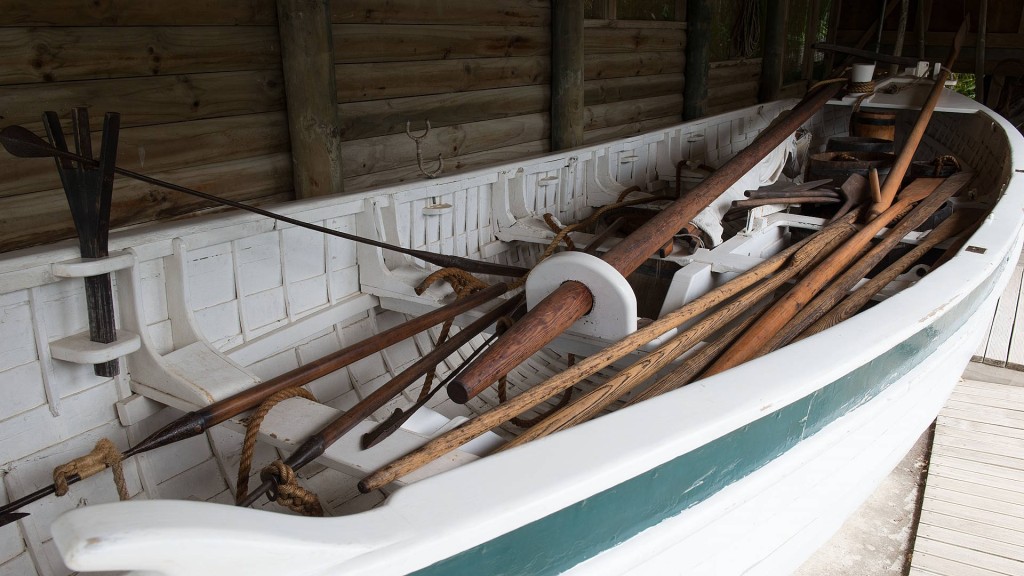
[703,174,953,377]
[751,172,972,355]
[358,214,859,492]
[446,80,846,404]
[494,219,856,452]
[867,19,968,219]
[798,208,981,339]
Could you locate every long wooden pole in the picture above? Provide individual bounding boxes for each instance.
[868,18,968,218]
[799,207,980,339]
[0,283,508,520]
[702,175,947,377]
[495,220,855,452]
[241,294,523,506]
[446,80,846,405]
[750,172,971,355]
[359,216,859,492]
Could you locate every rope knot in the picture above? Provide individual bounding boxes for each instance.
[53,438,129,500]
[260,461,323,517]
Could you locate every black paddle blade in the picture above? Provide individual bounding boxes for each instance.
[0,125,57,159]
[0,513,29,528]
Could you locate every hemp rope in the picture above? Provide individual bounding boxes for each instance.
[53,438,129,501]
[259,460,324,517]
[414,269,491,401]
[849,80,877,94]
[235,386,318,505]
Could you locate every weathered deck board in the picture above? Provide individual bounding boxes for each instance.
[974,251,1024,368]
[910,376,1024,576]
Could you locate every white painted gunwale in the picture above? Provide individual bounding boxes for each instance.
[49,91,1024,575]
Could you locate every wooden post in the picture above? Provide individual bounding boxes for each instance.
[682,0,710,120]
[802,0,822,82]
[976,0,988,103]
[889,0,909,78]
[759,0,788,102]
[551,0,585,150]
[823,0,843,76]
[276,0,345,198]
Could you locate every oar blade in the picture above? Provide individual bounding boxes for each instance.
[0,512,29,527]
[0,125,56,159]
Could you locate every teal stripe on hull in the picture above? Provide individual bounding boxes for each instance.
[412,258,1002,576]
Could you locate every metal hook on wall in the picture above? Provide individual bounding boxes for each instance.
[406,120,444,178]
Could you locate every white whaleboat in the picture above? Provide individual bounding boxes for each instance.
[1,70,1023,576]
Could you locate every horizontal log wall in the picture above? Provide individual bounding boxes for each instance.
[582,19,686,144]
[332,1,553,192]
[833,0,1024,74]
[0,0,767,251]
[0,0,290,253]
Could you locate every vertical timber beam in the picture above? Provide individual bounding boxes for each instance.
[802,0,823,82]
[552,0,585,150]
[683,0,710,120]
[277,0,345,198]
[759,0,788,102]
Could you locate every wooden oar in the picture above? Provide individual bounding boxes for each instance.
[357,214,859,492]
[445,80,846,404]
[703,175,951,377]
[752,172,971,355]
[0,282,507,523]
[494,220,856,452]
[624,315,758,407]
[798,208,981,339]
[0,125,528,278]
[238,294,524,507]
[867,19,968,219]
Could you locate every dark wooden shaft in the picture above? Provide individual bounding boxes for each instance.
[448,81,844,403]
[240,295,522,505]
[129,282,508,456]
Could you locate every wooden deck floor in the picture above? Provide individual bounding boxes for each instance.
[909,377,1024,576]
[973,252,1024,369]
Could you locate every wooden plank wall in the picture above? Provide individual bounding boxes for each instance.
[0,0,292,253]
[581,19,686,144]
[333,1,553,192]
[833,0,1024,74]
[0,0,763,252]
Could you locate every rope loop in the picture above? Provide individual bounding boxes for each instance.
[259,461,324,517]
[53,438,129,501]
[235,387,317,505]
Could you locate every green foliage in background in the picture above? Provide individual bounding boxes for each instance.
[952,74,976,99]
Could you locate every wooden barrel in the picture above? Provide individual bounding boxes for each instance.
[808,151,895,188]
[826,136,895,154]
[849,109,896,141]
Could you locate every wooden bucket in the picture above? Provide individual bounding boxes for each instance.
[826,136,895,154]
[849,109,896,141]
[808,151,895,188]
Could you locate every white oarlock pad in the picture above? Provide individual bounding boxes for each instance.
[525,251,637,341]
